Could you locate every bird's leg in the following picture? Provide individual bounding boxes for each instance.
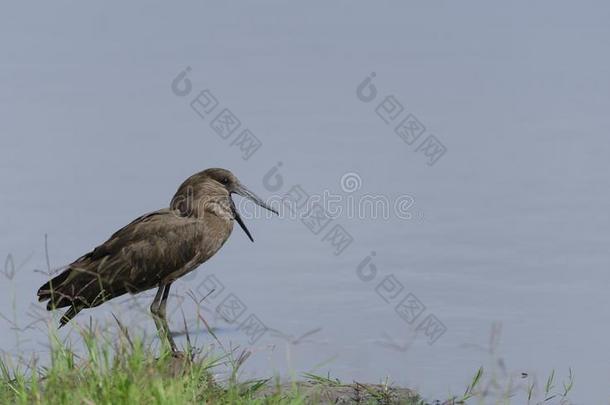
[150,283,177,353]
[150,285,165,342]
[158,281,178,353]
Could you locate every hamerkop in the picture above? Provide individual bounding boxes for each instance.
[37,168,277,352]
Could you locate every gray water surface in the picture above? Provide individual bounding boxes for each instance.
[1,2,609,403]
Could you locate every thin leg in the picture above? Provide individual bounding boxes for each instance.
[150,284,164,334]
[159,282,177,352]
[150,283,177,352]
[159,281,172,317]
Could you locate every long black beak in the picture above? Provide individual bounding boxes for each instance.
[231,183,278,242]
[230,198,254,242]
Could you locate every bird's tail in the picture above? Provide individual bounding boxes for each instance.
[37,270,71,304]
[37,265,101,327]
[58,306,81,328]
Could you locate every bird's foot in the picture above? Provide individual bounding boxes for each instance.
[171,350,186,358]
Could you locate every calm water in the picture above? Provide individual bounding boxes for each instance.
[1,2,610,403]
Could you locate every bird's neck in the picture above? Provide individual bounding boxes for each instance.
[200,195,234,221]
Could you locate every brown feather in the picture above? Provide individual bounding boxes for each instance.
[38,204,234,325]
[36,168,276,327]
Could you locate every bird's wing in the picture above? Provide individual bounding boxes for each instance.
[38,209,205,309]
[97,208,204,287]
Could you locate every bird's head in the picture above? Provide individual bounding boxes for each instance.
[170,168,278,241]
[203,168,241,194]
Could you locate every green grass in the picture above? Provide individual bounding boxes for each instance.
[0,321,576,405]
[0,323,306,405]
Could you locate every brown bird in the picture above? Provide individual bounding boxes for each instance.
[37,168,277,352]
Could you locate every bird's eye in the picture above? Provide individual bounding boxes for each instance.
[221,177,229,184]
